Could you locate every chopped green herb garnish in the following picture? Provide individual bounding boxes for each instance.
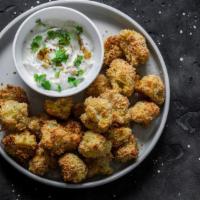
[35,19,46,27]
[57,84,62,92]
[76,26,83,35]
[74,55,84,67]
[55,70,61,78]
[52,49,68,66]
[68,76,81,87]
[77,69,84,76]
[31,35,43,52]
[34,73,51,90]
[47,30,58,40]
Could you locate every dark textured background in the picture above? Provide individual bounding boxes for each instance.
[0,0,200,200]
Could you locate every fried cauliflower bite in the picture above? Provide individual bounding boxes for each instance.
[119,29,149,67]
[44,97,73,120]
[104,35,124,66]
[128,101,160,125]
[59,153,88,183]
[72,103,85,119]
[86,74,111,97]
[29,147,56,176]
[40,120,81,155]
[135,75,165,105]
[114,135,138,163]
[0,85,28,103]
[106,59,136,97]
[2,130,37,163]
[63,120,83,136]
[100,90,130,125]
[80,97,113,133]
[85,155,113,178]
[0,100,29,131]
[107,127,133,148]
[78,131,112,159]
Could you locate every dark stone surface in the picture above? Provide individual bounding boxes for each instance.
[0,0,200,199]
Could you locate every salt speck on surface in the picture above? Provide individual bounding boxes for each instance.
[178,192,181,196]
[157,170,161,174]
[180,57,184,62]
[193,25,197,29]
[158,10,162,14]
[187,144,191,148]
[13,11,17,15]
[182,12,186,16]
[180,30,183,34]
[161,34,165,38]
[189,32,193,35]
[36,1,40,4]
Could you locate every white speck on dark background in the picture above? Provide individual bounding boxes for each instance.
[180,57,184,62]
[187,144,191,148]
[179,29,183,34]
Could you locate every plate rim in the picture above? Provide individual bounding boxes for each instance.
[0,0,170,189]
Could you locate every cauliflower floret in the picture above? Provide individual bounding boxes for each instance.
[107,127,133,148]
[86,74,111,97]
[63,120,83,136]
[119,29,149,67]
[59,153,88,183]
[0,85,28,103]
[29,147,56,176]
[0,100,29,131]
[44,97,73,120]
[135,75,165,105]
[106,59,136,97]
[128,101,160,125]
[40,120,81,155]
[114,135,138,163]
[80,97,113,133]
[104,35,124,66]
[100,90,130,125]
[78,131,112,158]
[2,130,37,163]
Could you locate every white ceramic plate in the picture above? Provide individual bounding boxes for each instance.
[0,0,170,189]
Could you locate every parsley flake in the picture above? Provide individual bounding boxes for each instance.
[52,49,68,66]
[74,55,84,67]
[76,26,83,35]
[68,77,81,87]
[35,19,46,27]
[31,35,43,52]
[34,73,51,90]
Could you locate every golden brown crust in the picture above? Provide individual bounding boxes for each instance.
[106,59,136,97]
[2,130,37,163]
[86,74,111,97]
[63,120,83,136]
[78,131,112,158]
[59,153,88,183]
[44,97,73,120]
[135,75,165,105]
[128,101,160,125]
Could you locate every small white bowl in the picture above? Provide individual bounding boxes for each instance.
[13,6,103,97]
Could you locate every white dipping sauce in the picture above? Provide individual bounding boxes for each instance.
[23,20,94,92]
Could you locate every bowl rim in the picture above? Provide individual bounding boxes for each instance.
[1,0,170,189]
[12,6,104,97]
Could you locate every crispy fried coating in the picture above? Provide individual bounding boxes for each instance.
[0,85,28,103]
[119,29,149,67]
[106,59,136,97]
[86,74,111,97]
[104,35,124,66]
[40,120,81,155]
[107,127,133,148]
[128,101,160,125]
[29,147,56,176]
[72,103,85,119]
[86,155,113,178]
[44,97,73,120]
[80,97,113,133]
[78,131,112,158]
[2,130,37,163]
[114,135,138,162]
[63,120,83,136]
[59,153,88,183]
[100,90,130,125]
[0,100,29,131]
[135,75,165,105]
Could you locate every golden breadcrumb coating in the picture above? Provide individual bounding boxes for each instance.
[86,74,111,97]
[80,97,113,133]
[2,130,37,163]
[104,35,124,66]
[0,100,29,131]
[0,85,28,103]
[78,131,112,158]
[119,29,149,67]
[107,127,133,148]
[72,103,85,119]
[114,135,138,162]
[63,120,83,136]
[44,97,73,120]
[106,59,136,97]
[40,120,81,155]
[135,75,165,105]
[29,147,56,176]
[59,153,88,183]
[100,90,130,125]
[85,154,113,178]
[128,101,160,125]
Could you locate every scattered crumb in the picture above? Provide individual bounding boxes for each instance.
[36,1,40,4]
[158,10,162,15]
[182,12,186,16]
[157,170,161,174]
[187,144,191,148]
[179,30,183,34]
[193,25,197,29]
[189,32,193,35]
[180,57,184,62]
